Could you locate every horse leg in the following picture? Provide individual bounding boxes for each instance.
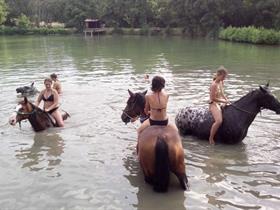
[140,158,154,185]
[173,151,188,190]
[62,111,70,121]
[175,172,188,190]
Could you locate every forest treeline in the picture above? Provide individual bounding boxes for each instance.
[0,0,280,37]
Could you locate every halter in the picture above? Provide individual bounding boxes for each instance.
[230,103,261,116]
[122,109,135,120]
[123,93,147,122]
[16,109,36,115]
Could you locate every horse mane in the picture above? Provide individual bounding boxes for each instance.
[135,92,146,110]
[27,102,55,131]
[232,89,258,104]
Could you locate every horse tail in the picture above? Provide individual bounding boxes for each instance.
[153,136,170,192]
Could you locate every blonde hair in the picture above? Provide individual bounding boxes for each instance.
[213,66,228,80]
[44,78,53,84]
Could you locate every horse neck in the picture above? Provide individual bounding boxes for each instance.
[27,106,49,131]
[137,94,147,117]
[229,92,260,127]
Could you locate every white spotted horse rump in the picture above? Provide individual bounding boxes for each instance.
[175,107,214,139]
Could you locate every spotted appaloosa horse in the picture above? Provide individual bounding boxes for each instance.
[175,84,280,144]
[122,90,188,192]
[9,97,69,132]
[16,82,39,96]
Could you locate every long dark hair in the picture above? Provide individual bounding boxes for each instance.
[151,76,165,92]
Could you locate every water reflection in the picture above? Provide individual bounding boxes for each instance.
[15,132,64,171]
[123,144,186,210]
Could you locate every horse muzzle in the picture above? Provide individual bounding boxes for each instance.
[121,113,130,124]
[16,88,24,93]
[9,114,17,126]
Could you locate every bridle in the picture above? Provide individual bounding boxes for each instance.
[122,93,146,121]
[16,103,37,116]
[230,103,262,116]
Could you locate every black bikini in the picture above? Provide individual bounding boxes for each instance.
[42,94,54,102]
[149,118,168,126]
[149,92,168,126]
[42,92,58,114]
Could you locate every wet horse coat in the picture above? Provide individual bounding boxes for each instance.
[175,85,280,144]
[9,97,69,132]
[16,82,39,96]
[121,90,188,192]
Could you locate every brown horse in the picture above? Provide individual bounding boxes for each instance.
[9,97,69,132]
[121,90,188,192]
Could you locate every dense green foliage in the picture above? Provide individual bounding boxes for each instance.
[2,0,280,37]
[219,26,280,45]
[0,25,74,35]
[0,0,8,24]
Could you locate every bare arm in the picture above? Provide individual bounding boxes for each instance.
[45,90,59,112]
[210,83,227,104]
[144,95,150,116]
[220,82,229,102]
[54,82,62,94]
[35,91,43,107]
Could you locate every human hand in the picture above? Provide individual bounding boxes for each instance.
[131,116,139,123]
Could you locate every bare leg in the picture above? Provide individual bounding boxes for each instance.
[137,118,150,135]
[209,104,222,144]
[52,110,64,127]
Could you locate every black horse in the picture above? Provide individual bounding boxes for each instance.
[175,84,280,144]
[16,82,39,96]
[9,97,69,132]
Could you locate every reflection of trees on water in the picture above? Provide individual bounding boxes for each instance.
[123,144,186,210]
[15,132,64,171]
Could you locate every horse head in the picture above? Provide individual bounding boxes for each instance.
[121,89,147,124]
[257,84,280,114]
[9,97,36,126]
[16,82,38,95]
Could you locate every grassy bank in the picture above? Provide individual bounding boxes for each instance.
[219,26,280,45]
[0,26,76,35]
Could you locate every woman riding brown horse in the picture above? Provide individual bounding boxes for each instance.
[122,89,188,192]
[9,97,69,132]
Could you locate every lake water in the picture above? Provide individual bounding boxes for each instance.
[0,35,280,210]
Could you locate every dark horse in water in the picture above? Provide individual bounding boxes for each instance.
[9,97,69,132]
[121,90,188,192]
[175,84,280,144]
[16,82,39,96]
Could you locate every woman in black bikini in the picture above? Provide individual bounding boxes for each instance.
[35,78,64,127]
[137,76,171,134]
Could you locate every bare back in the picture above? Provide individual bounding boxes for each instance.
[53,80,62,94]
[145,90,169,121]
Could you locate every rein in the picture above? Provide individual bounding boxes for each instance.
[230,103,261,116]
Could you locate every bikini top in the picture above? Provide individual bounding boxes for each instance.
[150,92,167,112]
[42,92,54,102]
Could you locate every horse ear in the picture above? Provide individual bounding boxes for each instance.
[128,89,134,96]
[24,97,28,104]
[31,82,34,87]
[143,90,148,95]
[266,81,270,88]
[259,85,267,93]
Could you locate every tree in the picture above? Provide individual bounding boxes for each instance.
[0,0,8,24]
